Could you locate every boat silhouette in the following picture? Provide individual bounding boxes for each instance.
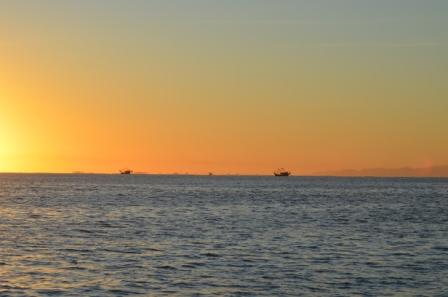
[119,169,133,175]
[274,168,291,177]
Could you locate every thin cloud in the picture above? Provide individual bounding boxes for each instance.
[317,41,441,48]
[163,18,321,25]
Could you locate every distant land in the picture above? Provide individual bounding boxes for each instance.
[314,165,448,178]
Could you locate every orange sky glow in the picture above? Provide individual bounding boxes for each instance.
[1,1,447,175]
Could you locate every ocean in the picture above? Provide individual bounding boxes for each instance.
[0,174,447,296]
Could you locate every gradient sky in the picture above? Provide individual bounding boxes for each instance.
[0,0,447,174]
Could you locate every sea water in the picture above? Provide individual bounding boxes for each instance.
[0,174,447,296]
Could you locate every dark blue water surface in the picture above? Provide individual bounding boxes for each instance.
[0,174,447,296]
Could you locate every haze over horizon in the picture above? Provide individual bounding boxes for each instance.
[1,0,447,175]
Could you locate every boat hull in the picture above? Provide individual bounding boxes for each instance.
[274,172,291,177]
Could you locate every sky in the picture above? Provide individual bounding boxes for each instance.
[0,0,447,174]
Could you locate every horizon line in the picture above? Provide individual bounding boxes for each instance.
[0,171,447,179]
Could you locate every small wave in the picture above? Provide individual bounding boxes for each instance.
[432,245,448,251]
[181,262,205,268]
[202,252,221,258]
[157,265,177,270]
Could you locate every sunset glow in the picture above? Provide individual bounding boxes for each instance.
[1,1,447,175]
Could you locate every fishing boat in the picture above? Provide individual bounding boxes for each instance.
[119,169,133,175]
[274,168,291,177]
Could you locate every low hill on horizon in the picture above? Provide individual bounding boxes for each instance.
[314,165,448,178]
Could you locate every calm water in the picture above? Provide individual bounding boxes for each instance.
[0,174,447,296]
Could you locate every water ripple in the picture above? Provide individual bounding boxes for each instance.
[0,174,447,296]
